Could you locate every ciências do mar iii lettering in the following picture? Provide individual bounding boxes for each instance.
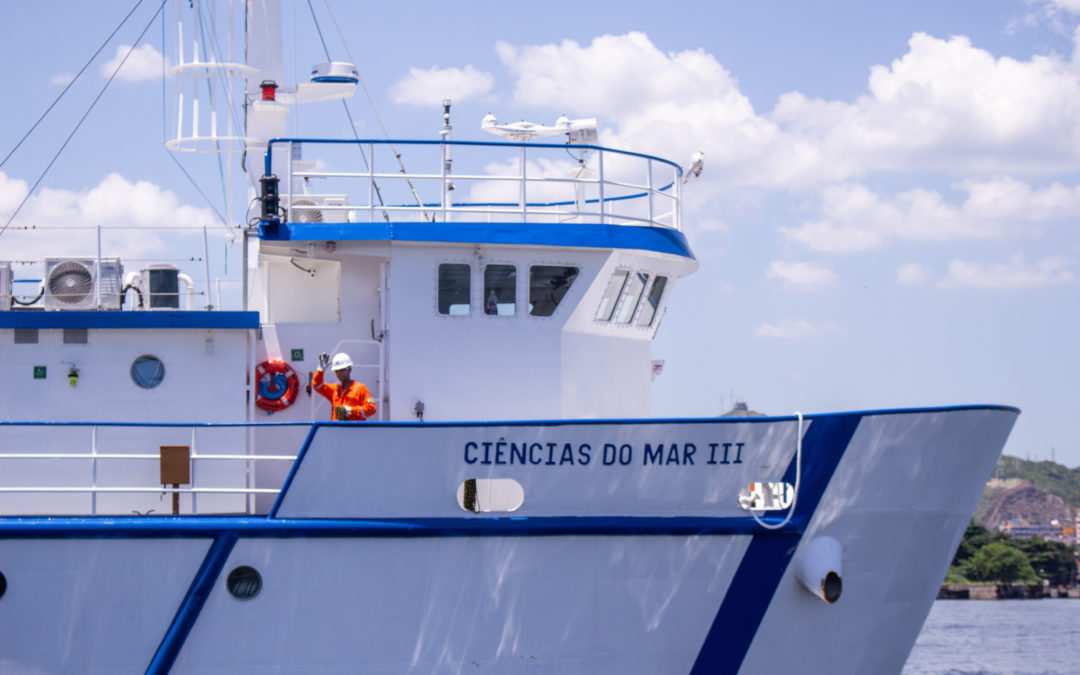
[463,439,746,466]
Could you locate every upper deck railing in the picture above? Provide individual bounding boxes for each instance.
[264,139,684,230]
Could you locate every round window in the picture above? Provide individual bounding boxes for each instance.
[226,565,262,600]
[130,355,165,389]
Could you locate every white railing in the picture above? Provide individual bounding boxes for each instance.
[0,421,310,516]
[266,139,684,230]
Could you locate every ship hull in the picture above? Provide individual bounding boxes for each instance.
[0,406,1018,674]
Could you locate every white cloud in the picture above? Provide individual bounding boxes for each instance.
[1047,0,1080,14]
[783,178,1077,253]
[495,30,1080,195]
[100,44,166,83]
[50,72,74,86]
[390,65,494,106]
[765,261,835,289]
[0,171,218,263]
[496,33,826,189]
[776,33,1080,174]
[941,253,1076,288]
[896,262,932,286]
[755,319,841,339]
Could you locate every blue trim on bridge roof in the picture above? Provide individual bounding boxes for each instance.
[258,220,696,259]
[0,310,260,330]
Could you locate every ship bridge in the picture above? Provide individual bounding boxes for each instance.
[249,138,698,425]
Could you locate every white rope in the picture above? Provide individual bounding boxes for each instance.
[751,411,803,530]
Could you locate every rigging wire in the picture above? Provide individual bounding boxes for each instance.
[0,0,147,171]
[316,0,432,220]
[0,0,169,241]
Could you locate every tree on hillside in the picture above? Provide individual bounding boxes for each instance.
[951,522,993,567]
[1011,537,1077,586]
[960,542,1040,584]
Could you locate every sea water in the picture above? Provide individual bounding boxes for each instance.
[902,599,1080,675]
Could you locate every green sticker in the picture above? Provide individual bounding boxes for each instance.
[33,366,47,379]
[290,348,304,362]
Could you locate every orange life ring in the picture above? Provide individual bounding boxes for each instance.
[254,360,300,413]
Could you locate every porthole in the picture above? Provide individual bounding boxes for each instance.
[130,355,165,389]
[0,571,6,599]
[226,565,262,600]
[457,478,525,513]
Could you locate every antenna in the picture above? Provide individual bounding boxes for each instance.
[441,99,454,193]
[481,114,597,144]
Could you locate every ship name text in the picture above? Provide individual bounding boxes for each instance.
[462,440,745,467]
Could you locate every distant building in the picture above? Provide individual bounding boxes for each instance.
[721,401,766,418]
[1000,518,1076,544]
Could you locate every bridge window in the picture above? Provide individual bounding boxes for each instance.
[483,265,516,316]
[595,270,628,321]
[615,272,648,324]
[635,276,668,326]
[438,263,471,315]
[529,265,579,317]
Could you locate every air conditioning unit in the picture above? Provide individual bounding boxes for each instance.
[124,263,196,310]
[43,258,123,310]
[0,263,11,310]
[288,194,347,223]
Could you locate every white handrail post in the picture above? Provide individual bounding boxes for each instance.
[96,226,102,308]
[520,145,527,222]
[598,151,605,225]
[675,166,682,231]
[441,141,449,223]
[286,140,294,222]
[202,225,214,309]
[368,142,375,222]
[190,426,197,515]
[647,159,654,227]
[90,425,98,515]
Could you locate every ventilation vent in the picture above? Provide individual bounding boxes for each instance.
[43,258,123,310]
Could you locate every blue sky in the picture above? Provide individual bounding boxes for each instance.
[1,1,1078,466]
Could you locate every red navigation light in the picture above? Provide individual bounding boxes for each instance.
[260,80,277,101]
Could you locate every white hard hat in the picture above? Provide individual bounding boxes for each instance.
[330,353,353,370]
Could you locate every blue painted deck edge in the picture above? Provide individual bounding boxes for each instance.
[259,220,696,259]
[0,310,260,330]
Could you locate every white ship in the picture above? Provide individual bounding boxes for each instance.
[0,2,1017,673]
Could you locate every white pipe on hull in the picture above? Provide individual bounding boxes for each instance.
[795,535,843,604]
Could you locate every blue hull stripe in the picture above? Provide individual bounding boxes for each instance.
[0,515,804,539]
[146,533,238,674]
[690,414,862,675]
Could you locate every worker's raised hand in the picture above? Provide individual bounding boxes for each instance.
[318,352,330,370]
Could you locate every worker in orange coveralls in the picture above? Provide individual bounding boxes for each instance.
[314,352,376,421]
